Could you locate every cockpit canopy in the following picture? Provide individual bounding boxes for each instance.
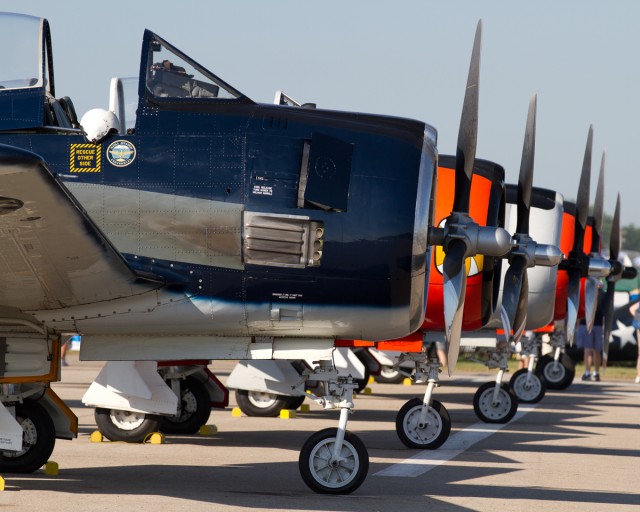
[0,12,253,133]
[0,12,55,130]
[142,33,246,101]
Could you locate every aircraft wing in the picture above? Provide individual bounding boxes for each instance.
[0,144,143,311]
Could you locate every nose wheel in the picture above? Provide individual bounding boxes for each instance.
[536,353,574,390]
[396,397,451,449]
[510,368,546,403]
[299,427,369,494]
[473,382,518,423]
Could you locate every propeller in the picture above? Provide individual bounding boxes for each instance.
[428,20,511,374]
[584,152,606,331]
[602,195,638,356]
[602,195,621,355]
[498,95,563,344]
[564,126,593,345]
[499,95,537,343]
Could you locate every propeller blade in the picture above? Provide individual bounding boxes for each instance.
[566,269,581,345]
[591,152,605,252]
[573,125,593,253]
[501,255,528,340]
[452,19,481,214]
[516,94,536,234]
[602,281,615,356]
[584,152,605,332]
[584,276,600,332]
[512,270,529,343]
[442,239,467,375]
[498,304,512,342]
[610,194,620,261]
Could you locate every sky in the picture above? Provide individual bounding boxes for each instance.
[4,0,640,226]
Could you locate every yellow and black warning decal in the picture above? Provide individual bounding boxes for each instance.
[70,143,101,172]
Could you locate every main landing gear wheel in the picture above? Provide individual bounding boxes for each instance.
[299,427,369,494]
[473,382,518,423]
[509,369,546,403]
[235,390,292,417]
[286,395,306,411]
[396,398,451,449]
[374,365,405,384]
[0,400,56,473]
[161,377,212,435]
[95,407,162,442]
[536,354,575,390]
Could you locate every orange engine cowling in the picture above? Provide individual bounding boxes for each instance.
[553,201,594,322]
[422,155,505,332]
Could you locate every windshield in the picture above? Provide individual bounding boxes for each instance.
[145,36,242,100]
[0,13,44,90]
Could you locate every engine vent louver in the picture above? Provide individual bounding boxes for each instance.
[243,212,324,268]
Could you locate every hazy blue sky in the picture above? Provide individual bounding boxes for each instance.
[4,0,640,227]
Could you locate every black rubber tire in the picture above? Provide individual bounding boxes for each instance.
[536,353,575,390]
[473,382,518,423]
[95,407,161,443]
[0,400,56,473]
[374,365,405,384]
[235,389,290,417]
[396,398,451,449]
[510,368,546,403]
[285,395,306,410]
[160,377,212,435]
[299,427,369,494]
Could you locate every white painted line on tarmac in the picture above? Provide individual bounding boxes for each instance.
[374,404,538,478]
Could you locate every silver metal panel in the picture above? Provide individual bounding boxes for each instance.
[66,183,244,270]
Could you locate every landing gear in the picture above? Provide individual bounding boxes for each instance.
[299,427,368,494]
[95,407,161,443]
[536,353,574,390]
[299,360,368,494]
[161,376,211,434]
[395,348,451,449]
[473,342,518,423]
[473,381,518,423]
[0,400,56,473]
[509,333,546,403]
[510,368,546,403]
[375,365,405,384]
[396,398,451,449]
[235,390,293,417]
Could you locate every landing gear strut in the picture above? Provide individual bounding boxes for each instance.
[536,331,574,390]
[395,347,451,449]
[509,333,546,403]
[473,341,518,423]
[299,360,368,494]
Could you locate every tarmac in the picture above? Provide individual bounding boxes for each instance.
[1,354,639,512]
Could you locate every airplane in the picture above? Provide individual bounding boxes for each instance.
[87,18,515,452]
[222,52,566,445]
[0,12,511,494]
